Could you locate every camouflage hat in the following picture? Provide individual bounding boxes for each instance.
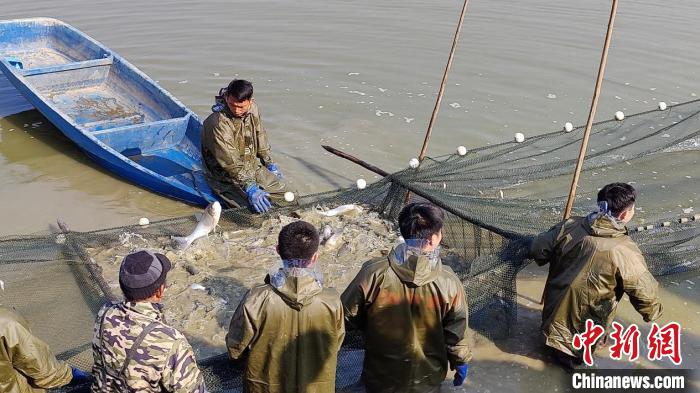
[119,250,171,300]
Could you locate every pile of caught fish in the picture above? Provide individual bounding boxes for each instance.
[86,202,400,358]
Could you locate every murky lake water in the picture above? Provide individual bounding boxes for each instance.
[2,0,700,234]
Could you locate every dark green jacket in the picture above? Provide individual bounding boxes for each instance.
[530,215,663,357]
[0,306,72,393]
[202,100,274,190]
[341,246,472,393]
[226,269,345,393]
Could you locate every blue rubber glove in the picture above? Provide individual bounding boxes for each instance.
[453,364,469,386]
[266,163,283,180]
[71,367,91,384]
[246,184,272,213]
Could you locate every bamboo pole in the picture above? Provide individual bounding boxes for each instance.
[563,0,619,219]
[404,0,472,204]
[322,145,390,176]
[418,0,472,161]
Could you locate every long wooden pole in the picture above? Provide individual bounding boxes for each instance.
[418,0,472,161]
[563,0,619,219]
[404,0,471,204]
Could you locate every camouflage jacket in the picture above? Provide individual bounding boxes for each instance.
[91,301,207,393]
[0,306,72,393]
[530,214,663,357]
[202,101,275,190]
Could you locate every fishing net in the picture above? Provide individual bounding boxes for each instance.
[1,100,699,392]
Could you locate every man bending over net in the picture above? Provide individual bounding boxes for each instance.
[530,182,663,369]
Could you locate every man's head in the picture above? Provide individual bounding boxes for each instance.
[277,221,320,268]
[225,79,254,117]
[398,202,444,251]
[597,182,637,223]
[119,250,171,302]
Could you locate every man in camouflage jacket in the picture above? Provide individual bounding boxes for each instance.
[91,251,207,393]
[202,79,296,212]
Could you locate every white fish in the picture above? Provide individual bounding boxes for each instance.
[172,201,222,250]
[190,283,206,291]
[0,279,4,291]
[324,233,342,248]
[316,204,362,217]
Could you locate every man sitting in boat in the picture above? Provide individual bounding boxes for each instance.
[202,79,295,213]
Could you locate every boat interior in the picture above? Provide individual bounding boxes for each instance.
[0,19,205,183]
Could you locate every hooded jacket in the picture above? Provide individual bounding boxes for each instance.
[202,101,274,191]
[0,306,73,393]
[226,268,345,393]
[530,214,663,357]
[341,245,472,393]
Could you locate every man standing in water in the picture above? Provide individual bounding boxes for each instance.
[202,79,295,213]
[226,221,345,392]
[1,305,90,392]
[342,202,472,392]
[91,251,207,392]
[530,182,663,369]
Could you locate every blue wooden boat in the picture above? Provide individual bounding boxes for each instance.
[0,18,219,206]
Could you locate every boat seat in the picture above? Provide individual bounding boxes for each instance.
[80,114,145,131]
[92,116,190,154]
[20,57,113,77]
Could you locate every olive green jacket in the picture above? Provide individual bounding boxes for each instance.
[226,269,345,393]
[341,246,472,393]
[530,214,663,357]
[0,306,73,393]
[202,101,274,190]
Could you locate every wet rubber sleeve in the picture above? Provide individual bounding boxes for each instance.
[615,249,663,322]
[251,103,274,167]
[444,281,473,366]
[340,266,373,331]
[226,291,259,360]
[530,222,564,266]
[10,322,73,389]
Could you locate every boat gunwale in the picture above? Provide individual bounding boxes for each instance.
[0,17,212,204]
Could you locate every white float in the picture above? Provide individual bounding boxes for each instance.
[409,158,420,168]
[658,101,668,111]
[284,191,295,202]
[614,111,625,121]
[564,122,574,132]
[138,217,150,226]
[356,179,367,189]
[457,145,468,156]
[514,133,525,143]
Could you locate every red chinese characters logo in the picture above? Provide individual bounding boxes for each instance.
[573,320,682,366]
[572,319,605,366]
[647,322,682,365]
[609,322,640,361]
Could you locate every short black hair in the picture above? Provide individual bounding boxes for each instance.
[278,221,319,262]
[398,202,444,240]
[597,182,636,217]
[225,79,254,102]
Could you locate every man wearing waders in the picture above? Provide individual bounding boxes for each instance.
[226,221,345,392]
[342,202,472,392]
[1,306,90,392]
[202,79,296,213]
[530,182,663,369]
[91,251,207,392]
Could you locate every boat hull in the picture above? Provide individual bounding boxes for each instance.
[0,18,219,206]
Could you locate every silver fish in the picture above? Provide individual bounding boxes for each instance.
[172,201,222,250]
[316,204,363,217]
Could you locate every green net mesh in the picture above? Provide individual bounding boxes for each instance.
[1,100,698,392]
